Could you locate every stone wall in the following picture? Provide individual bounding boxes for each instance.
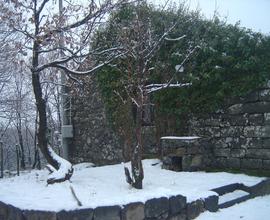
[188,84,270,171]
[0,193,218,220]
[70,76,124,165]
[70,76,158,165]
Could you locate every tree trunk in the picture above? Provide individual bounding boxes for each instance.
[0,142,3,178]
[31,71,59,169]
[17,117,26,169]
[31,36,59,169]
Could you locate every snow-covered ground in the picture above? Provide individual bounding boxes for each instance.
[196,195,270,220]
[0,159,265,212]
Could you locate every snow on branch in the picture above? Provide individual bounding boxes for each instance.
[51,51,126,76]
[165,35,186,41]
[145,83,191,94]
[47,147,73,184]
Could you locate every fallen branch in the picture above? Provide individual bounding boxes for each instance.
[70,185,82,207]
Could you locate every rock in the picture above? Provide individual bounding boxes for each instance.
[227,158,241,169]
[248,114,264,125]
[190,155,203,170]
[265,113,270,125]
[243,126,270,138]
[246,149,270,160]
[241,158,262,169]
[186,200,204,219]
[259,89,270,101]
[242,102,270,114]
[145,197,169,219]
[204,195,218,212]
[230,148,246,158]
[228,104,243,114]
[0,201,8,220]
[262,160,270,170]
[7,205,23,220]
[169,195,187,215]
[23,210,57,220]
[213,148,230,157]
[57,208,93,220]
[122,202,144,220]
[167,213,187,220]
[93,206,121,220]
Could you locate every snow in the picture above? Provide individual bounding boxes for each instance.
[0,159,265,212]
[218,190,250,204]
[196,195,270,220]
[47,147,73,181]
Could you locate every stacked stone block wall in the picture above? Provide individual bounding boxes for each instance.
[189,84,270,171]
[0,194,217,220]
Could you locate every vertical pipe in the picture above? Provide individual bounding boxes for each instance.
[59,0,69,160]
[16,144,20,176]
[0,141,3,178]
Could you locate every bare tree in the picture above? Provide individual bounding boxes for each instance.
[0,0,130,184]
[104,2,197,189]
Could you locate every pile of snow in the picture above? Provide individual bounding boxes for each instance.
[0,159,265,212]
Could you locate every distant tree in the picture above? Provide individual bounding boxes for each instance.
[0,0,129,184]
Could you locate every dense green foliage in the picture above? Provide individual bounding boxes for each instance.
[96,2,270,131]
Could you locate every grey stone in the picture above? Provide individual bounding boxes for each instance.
[242,102,270,114]
[241,158,262,169]
[242,91,259,103]
[259,89,270,101]
[145,197,169,219]
[243,138,262,149]
[220,126,243,137]
[186,200,204,219]
[0,201,8,220]
[182,155,192,171]
[167,213,187,220]
[169,195,187,215]
[57,208,93,220]
[222,115,248,126]
[213,148,230,157]
[7,205,23,220]
[243,126,270,138]
[230,148,246,158]
[93,206,121,220]
[190,155,203,170]
[265,113,270,125]
[122,202,144,220]
[228,104,243,114]
[23,210,57,220]
[204,118,221,127]
[214,158,227,168]
[248,114,264,125]
[227,158,241,169]
[262,138,270,148]
[204,195,218,212]
[246,149,270,160]
[262,160,270,170]
[203,127,221,137]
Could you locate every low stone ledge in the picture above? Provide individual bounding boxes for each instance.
[204,195,218,212]
[122,202,145,220]
[145,197,169,219]
[57,208,93,220]
[169,195,187,215]
[93,205,121,220]
[186,199,204,220]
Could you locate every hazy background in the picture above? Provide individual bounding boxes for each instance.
[152,0,270,34]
